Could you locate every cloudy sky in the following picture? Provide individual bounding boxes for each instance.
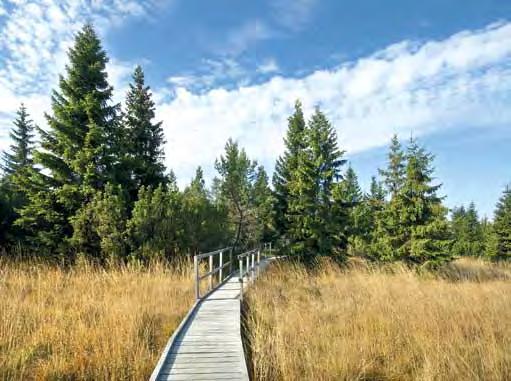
[0,0,510,217]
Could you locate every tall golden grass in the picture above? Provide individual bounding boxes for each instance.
[0,258,194,380]
[244,258,511,381]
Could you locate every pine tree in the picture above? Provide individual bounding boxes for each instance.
[288,108,346,261]
[71,184,127,262]
[16,24,120,255]
[124,65,166,199]
[127,181,183,261]
[214,139,256,250]
[378,134,406,197]
[181,167,227,254]
[273,101,306,238]
[489,186,511,260]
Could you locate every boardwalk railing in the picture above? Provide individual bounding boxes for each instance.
[151,242,274,380]
[193,247,233,299]
[193,243,273,300]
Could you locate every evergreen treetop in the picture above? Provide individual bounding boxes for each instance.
[2,104,35,176]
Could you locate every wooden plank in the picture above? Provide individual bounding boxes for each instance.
[152,258,273,381]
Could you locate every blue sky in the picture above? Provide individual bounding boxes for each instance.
[0,0,510,218]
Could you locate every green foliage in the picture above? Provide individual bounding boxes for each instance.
[251,166,275,244]
[287,108,347,261]
[489,186,511,260]
[273,101,307,237]
[214,139,257,250]
[127,182,183,261]
[181,167,228,254]
[1,104,35,176]
[17,24,120,254]
[71,184,127,262]
[450,202,484,257]
[124,66,166,200]
[378,134,405,197]
[371,137,452,266]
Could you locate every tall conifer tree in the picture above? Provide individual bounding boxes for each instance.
[124,65,166,199]
[17,24,120,255]
[288,108,346,260]
[378,134,405,197]
[273,101,306,237]
[2,104,35,176]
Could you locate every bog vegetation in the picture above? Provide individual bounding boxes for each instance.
[245,258,511,380]
[0,259,194,380]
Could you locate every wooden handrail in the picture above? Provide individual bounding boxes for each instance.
[193,243,273,300]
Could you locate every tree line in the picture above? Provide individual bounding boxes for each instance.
[0,24,510,266]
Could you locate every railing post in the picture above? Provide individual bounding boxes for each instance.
[239,257,244,301]
[229,248,233,275]
[209,254,213,291]
[251,251,255,281]
[219,250,223,283]
[194,255,199,300]
[257,249,261,276]
[246,256,250,283]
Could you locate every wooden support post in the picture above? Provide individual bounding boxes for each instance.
[246,256,250,283]
[219,250,223,283]
[251,251,255,280]
[257,249,261,276]
[239,257,244,301]
[194,255,199,300]
[209,254,213,291]
[229,248,233,275]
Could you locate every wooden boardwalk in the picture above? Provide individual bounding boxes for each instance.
[150,246,273,381]
[152,275,249,381]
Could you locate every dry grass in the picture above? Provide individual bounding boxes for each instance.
[0,258,194,380]
[244,258,511,381]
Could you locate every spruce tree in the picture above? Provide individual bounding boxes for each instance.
[273,101,306,238]
[252,166,275,244]
[124,65,166,199]
[451,203,484,257]
[489,186,511,260]
[371,138,451,266]
[16,24,120,255]
[2,104,35,176]
[0,104,36,244]
[288,108,346,260]
[378,134,405,197]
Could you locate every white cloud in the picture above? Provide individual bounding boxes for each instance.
[0,0,162,154]
[156,22,511,187]
[257,58,279,74]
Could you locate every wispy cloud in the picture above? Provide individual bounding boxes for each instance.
[156,22,511,186]
[219,19,274,57]
[257,58,280,74]
[0,0,163,152]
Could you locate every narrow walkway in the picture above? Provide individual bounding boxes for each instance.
[153,275,249,381]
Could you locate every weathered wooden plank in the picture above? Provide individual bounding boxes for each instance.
[152,258,273,381]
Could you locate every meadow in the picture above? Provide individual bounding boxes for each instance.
[0,258,194,380]
[244,258,511,381]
